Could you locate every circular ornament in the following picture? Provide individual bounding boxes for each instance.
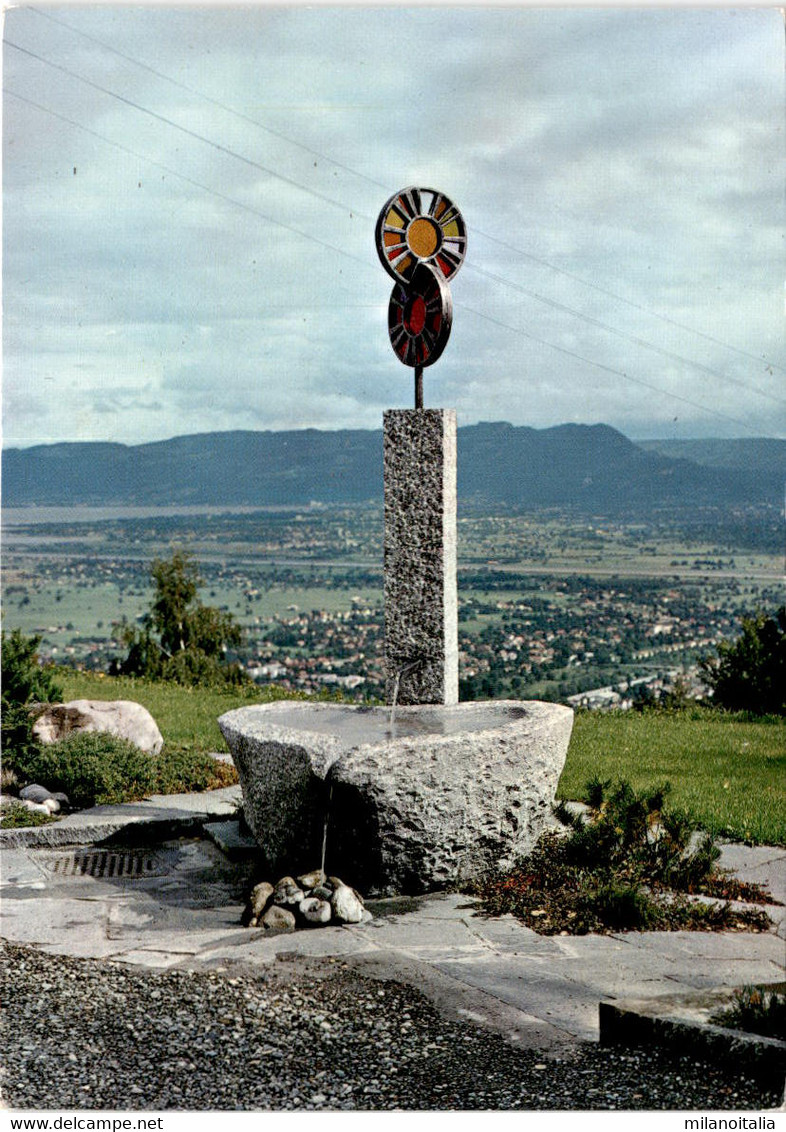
[388,263,453,368]
[376,186,467,285]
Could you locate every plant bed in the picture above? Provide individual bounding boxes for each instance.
[467,779,777,935]
[711,985,786,1042]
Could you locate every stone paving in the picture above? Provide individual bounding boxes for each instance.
[1,789,784,1049]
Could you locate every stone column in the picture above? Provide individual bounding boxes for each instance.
[383,409,458,705]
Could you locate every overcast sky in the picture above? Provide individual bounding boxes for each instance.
[3,4,784,448]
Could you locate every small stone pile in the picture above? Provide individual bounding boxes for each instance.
[243,869,371,932]
[1,783,69,817]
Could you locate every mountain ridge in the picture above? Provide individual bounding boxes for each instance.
[3,423,782,511]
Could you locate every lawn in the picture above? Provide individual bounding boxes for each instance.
[55,671,786,845]
[558,708,786,846]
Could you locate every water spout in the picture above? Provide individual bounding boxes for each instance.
[320,782,333,880]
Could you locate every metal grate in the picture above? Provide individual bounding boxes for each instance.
[42,849,166,880]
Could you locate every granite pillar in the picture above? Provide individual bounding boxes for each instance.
[383,409,458,705]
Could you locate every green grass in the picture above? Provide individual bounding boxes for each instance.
[56,670,295,754]
[559,709,786,846]
[52,671,785,845]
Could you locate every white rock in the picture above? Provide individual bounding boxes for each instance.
[42,797,61,814]
[245,881,274,927]
[19,799,52,816]
[273,877,304,906]
[331,884,364,924]
[32,700,164,755]
[299,897,332,925]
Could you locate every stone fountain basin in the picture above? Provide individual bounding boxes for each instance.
[218,700,573,896]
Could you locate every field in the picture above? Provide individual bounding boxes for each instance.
[54,670,786,846]
[3,504,783,705]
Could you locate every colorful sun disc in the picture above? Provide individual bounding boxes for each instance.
[376,186,467,285]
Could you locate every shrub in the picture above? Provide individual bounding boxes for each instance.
[0,802,57,829]
[1,630,63,764]
[468,778,773,935]
[711,986,786,1041]
[154,747,238,794]
[11,732,156,808]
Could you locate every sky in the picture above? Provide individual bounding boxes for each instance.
[3,3,784,448]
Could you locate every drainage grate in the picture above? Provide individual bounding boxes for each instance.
[42,849,167,880]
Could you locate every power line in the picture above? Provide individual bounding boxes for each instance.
[27,5,392,195]
[3,87,376,284]
[466,261,786,407]
[4,39,377,227]
[26,3,784,378]
[461,304,763,437]
[3,88,771,438]
[472,229,786,375]
[9,34,780,417]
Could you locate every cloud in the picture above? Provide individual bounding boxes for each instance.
[3,6,783,446]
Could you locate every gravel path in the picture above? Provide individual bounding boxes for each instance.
[1,941,781,1112]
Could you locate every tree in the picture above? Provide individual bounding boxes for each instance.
[115,551,247,687]
[699,607,786,716]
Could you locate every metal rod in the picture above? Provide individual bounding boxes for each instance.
[415,365,423,409]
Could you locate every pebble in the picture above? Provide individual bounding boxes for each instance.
[1,941,780,1112]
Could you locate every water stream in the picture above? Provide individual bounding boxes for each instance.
[320,783,333,880]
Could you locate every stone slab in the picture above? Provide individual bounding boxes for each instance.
[600,985,786,1086]
[203,819,259,859]
[0,785,243,848]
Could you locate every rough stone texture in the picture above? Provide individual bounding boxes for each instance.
[219,700,573,895]
[32,700,164,756]
[383,409,457,705]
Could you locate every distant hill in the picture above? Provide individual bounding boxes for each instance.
[637,438,786,478]
[3,423,783,511]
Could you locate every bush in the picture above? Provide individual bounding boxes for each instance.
[0,802,58,829]
[1,630,63,764]
[700,607,786,716]
[154,747,237,794]
[11,732,156,808]
[711,986,786,1041]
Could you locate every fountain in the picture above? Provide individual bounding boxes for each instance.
[219,187,573,896]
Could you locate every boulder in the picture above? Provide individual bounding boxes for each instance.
[260,905,296,933]
[219,700,574,895]
[297,869,325,890]
[32,700,164,755]
[273,876,304,906]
